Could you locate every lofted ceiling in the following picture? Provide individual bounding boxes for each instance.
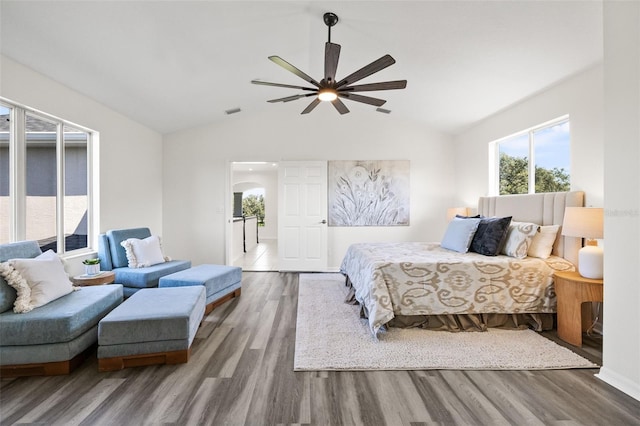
[0,1,603,135]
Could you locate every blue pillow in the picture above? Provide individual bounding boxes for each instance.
[469,216,513,256]
[441,217,481,253]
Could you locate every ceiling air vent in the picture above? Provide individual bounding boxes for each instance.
[225,107,241,115]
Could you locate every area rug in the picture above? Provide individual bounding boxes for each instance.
[294,273,597,371]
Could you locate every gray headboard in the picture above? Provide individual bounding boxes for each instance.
[478,191,585,265]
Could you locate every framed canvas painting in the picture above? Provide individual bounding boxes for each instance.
[328,160,410,226]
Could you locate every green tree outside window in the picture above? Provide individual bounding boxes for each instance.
[499,152,570,195]
[242,194,265,225]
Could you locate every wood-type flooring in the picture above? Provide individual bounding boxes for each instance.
[1,272,639,425]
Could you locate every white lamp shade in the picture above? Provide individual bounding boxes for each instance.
[561,207,604,239]
[562,207,604,279]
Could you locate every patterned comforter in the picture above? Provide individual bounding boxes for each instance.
[339,242,575,335]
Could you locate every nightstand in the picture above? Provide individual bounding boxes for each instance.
[554,270,603,347]
[72,271,116,287]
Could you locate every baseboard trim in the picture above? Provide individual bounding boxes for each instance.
[596,367,640,402]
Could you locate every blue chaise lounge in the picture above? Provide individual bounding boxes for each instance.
[0,241,123,377]
[98,227,191,297]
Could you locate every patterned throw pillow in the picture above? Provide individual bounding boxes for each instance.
[469,216,512,256]
[501,221,539,258]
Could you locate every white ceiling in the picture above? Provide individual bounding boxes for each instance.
[0,1,603,135]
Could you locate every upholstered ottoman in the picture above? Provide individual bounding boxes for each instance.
[97,286,205,371]
[159,264,241,314]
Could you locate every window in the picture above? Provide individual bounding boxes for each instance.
[0,98,95,253]
[490,116,570,196]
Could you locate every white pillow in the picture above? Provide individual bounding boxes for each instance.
[121,235,167,268]
[501,221,539,259]
[528,225,560,259]
[0,257,74,313]
[36,249,69,270]
[441,217,481,253]
[36,249,59,261]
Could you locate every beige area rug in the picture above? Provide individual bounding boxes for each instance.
[294,273,598,371]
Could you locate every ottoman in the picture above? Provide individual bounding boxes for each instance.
[159,264,241,314]
[97,286,205,371]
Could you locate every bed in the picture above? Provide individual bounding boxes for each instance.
[340,191,585,336]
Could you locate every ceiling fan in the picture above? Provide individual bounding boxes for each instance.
[251,12,407,115]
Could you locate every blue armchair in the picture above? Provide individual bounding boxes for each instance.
[98,228,191,297]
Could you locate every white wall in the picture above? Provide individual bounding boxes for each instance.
[596,0,640,402]
[163,107,455,268]
[454,64,604,207]
[233,169,278,240]
[0,56,164,265]
[454,19,640,402]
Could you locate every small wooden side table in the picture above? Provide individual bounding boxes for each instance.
[554,270,603,347]
[72,271,116,287]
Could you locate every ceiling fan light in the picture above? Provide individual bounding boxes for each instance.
[318,89,338,102]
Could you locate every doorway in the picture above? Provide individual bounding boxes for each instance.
[229,161,279,271]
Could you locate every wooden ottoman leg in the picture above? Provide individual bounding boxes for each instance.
[99,349,190,372]
[205,288,242,314]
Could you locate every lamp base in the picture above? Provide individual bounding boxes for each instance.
[578,244,603,279]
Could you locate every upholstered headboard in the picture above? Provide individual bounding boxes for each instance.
[478,191,585,265]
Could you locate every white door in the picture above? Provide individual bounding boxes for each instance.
[278,161,328,271]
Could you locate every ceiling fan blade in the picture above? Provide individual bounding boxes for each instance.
[332,98,350,115]
[267,94,316,103]
[269,56,321,88]
[335,54,396,88]
[341,80,407,92]
[251,80,317,92]
[324,42,341,84]
[338,93,387,107]
[301,98,321,114]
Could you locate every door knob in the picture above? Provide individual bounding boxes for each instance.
[320,219,327,224]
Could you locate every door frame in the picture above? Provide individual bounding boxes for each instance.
[225,159,279,266]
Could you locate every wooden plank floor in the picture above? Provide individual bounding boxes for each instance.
[1,272,639,425]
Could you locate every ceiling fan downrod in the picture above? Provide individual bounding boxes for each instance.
[323,12,339,43]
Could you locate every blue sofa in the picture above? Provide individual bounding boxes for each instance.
[98,227,191,297]
[0,241,123,377]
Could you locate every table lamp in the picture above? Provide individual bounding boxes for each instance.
[561,207,604,279]
[447,207,471,221]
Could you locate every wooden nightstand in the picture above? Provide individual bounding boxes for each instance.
[554,270,603,347]
[72,271,116,287]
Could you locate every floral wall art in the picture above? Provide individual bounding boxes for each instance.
[328,160,410,226]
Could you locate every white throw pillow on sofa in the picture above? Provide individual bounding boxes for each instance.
[121,235,167,268]
[0,256,74,313]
